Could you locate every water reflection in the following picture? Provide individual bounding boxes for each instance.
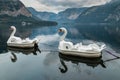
[58,51,120,74]
[7,44,41,62]
[0,23,120,53]
[59,53,106,73]
[0,23,120,80]
[63,24,120,46]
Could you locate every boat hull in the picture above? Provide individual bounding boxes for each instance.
[7,47,35,52]
[59,50,102,58]
[59,53,102,64]
[7,43,35,49]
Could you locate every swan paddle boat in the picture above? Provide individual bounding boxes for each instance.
[7,26,40,48]
[58,27,106,58]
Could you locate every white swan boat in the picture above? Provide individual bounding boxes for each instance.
[58,27,106,58]
[7,26,40,48]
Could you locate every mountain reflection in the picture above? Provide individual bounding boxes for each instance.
[0,23,120,80]
[58,53,120,74]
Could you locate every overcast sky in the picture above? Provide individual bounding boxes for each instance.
[20,0,111,13]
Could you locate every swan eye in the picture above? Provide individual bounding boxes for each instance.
[58,29,62,32]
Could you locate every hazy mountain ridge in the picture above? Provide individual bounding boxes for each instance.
[28,7,87,22]
[56,8,87,21]
[28,0,120,24]
[105,0,120,22]
[76,0,120,23]
[28,7,57,21]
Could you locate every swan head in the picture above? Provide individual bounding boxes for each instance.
[58,27,67,41]
[10,26,16,31]
[58,27,67,33]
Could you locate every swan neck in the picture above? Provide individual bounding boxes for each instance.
[7,28,16,43]
[11,28,16,36]
[60,30,67,41]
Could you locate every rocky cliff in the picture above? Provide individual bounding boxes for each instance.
[0,0,32,17]
[0,0,57,26]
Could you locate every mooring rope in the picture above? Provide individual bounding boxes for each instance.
[104,57,120,62]
[104,49,120,58]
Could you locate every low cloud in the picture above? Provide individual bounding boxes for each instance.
[21,0,111,13]
[37,0,111,7]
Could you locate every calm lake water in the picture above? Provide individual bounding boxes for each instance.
[0,23,120,80]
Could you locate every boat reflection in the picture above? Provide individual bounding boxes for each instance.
[7,46,41,62]
[59,52,120,73]
[59,53,106,73]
